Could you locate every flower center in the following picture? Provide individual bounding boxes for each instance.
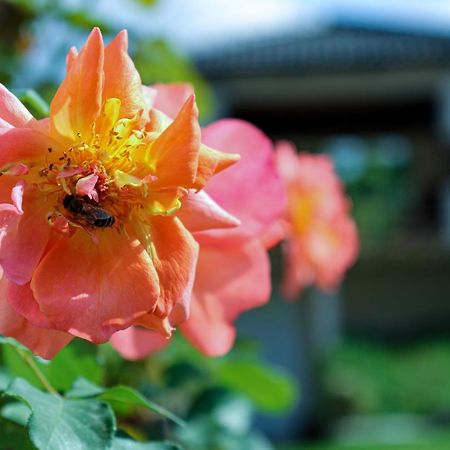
[33,98,184,233]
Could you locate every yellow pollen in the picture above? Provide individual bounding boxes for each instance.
[29,97,185,232]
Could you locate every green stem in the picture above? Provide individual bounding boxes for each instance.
[12,346,59,396]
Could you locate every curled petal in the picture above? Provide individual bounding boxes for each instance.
[31,230,160,343]
[0,84,33,127]
[3,163,29,176]
[135,314,172,337]
[57,167,84,179]
[181,241,271,356]
[177,190,240,232]
[75,174,99,201]
[9,180,25,214]
[193,144,240,190]
[0,179,25,245]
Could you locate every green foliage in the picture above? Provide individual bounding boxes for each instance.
[178,388,273,450]
[217,360,298,413]
[133,39,215,121]
[113,438,182,449]
[152,335,299,415]
[2,339,102,392]
[0,418,34,450]
[322,339,450,415]
[324,135,414,253]
[67,379,186,427]
[130,0,159,6]
[4,378,116,450]
[11,89,49,119]
[0,338,187,449]
[1,401,31,426]
[101,385,186,427]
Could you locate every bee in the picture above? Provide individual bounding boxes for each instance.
[63,194,115,228]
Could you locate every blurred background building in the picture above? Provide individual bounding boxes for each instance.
[2,0,450,448]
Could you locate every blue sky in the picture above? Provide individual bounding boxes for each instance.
[92,0,450,53]
[14,0,450,87]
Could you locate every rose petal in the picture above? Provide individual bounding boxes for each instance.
[66,46,78,72]
[103,30,145,118]
[0,84,33,127]
[181,241,271,356]
[0,185,52,285]
[0,179,25,246]
[177,190,240,233]
[150,216,199,320]
[196,119,285,246]
[50,27,104,141]
[4,163,29,176]
[0,127,54,168]
[141,86,157,110]
[149,96,200,189]
[111,327,170,360]
[75,174,99,201]
[31,229,160,343]
[193,144,240,190]
[7,281,52,328]
[153,83,195,119]
[0,275,72,359]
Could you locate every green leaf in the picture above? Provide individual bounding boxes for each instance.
[188,388,252,435]
[216,360,298,413]
[1,401,31,426]
[0,368,11,391]
[2,340,49,390]
[2,339,103,392]
[67,378,105,398]
[133,39,214,121]
[0,417,34,450]
[67,379,185,427]
[100,385,186,428]
[112,437,183,450]
[11,88,49,119]
[44,343,103,391]
[0,335,32,352]
[5,378,116,450]
[131,0,158,6]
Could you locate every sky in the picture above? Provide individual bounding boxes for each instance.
[14,0,450,87]
[91,0,450,54]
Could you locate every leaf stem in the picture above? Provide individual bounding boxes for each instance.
[12,346,59,396]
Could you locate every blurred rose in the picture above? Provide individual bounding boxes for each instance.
[111,85,286,358]
[275,141,359,300]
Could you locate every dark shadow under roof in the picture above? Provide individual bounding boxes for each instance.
[194,28,450,78]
